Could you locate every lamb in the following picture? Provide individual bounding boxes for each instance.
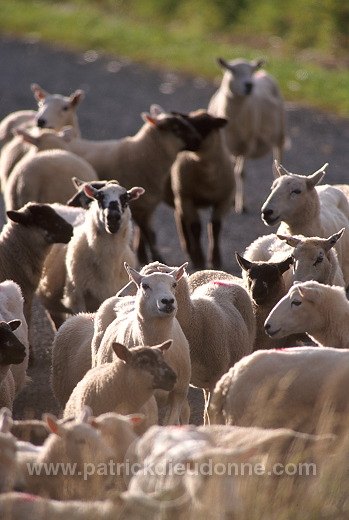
[0,83,84,149]
[96,264,191,426]
[17,407,114,500]
[63,105,202,263]
[0,126,75,190]
[108,261,256,421]
[3,148,98,211]
[208,57,285,213]
[38,181,144,327]
[63,341,177,436]
[0,203,73,330]
[235,252,298,350]
[0,280,29,395]
[264,280,349,349]
[164,109,235,269]
[209,345,349,436]
[261,161,349,286]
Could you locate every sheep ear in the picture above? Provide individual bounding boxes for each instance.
[126,413,145,425]
[43,413,63,436]
[324,228,345,251]
[277,234,301,248]
[306,164,328,189]
[253,58,266,70]
[124,263,143,286]
[69,89,84,108]
[83,184,99,200]
[296,284,316,302]
[127,187,145,201]
[277,256,294,274]
[31,83,49,101]
[235,252,252,272]
[141,113,158,126]
[112,342,133,364]
[150,104,166,117]
[72,177,85,188]
[0,408,13,433]
[274,160,290,177]
[8,319,21,332]
[6,210,29,226]
[156,339,173,352]
[216,57,229,70]
[170,263,188,281]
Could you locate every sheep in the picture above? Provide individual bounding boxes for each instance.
[0,280,29,395]
[63,341,176,436]
[208,57,285,213]
[209,345,349,437]
[0,83,84,149]
[0,203,73,330]
[107,261,256,422]
[261,161,349,287]
[96,264,192,426]
[17,407,114,500]
[163,109,235,269]
[38,181,144,327]
[0,408,18,492]
[235,252,299,350]
[64,105,202,263]
[3,149,98,212]
[264,280,349,350]
[0,126,75,190]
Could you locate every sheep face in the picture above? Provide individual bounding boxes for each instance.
[0,320,26,366]
[217,57,265,97]
[236,253,293,305]
[264,281,324,338]
[7,203,73,244]
[261,163,326,227]
[31,84,84,131]
[113,341,177,392]
[125,265,187,319]
[143,111,202,152]
[84,182,145,234]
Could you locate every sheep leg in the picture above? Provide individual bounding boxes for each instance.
[234,155,246,214]
[203,389,211,425]
[163,390,189,426]
[207,219,222,269]
[134,218,164,264]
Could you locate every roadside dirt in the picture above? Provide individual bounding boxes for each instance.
[1,35,349,424]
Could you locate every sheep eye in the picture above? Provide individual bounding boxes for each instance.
[172,282,177,289]
[62,105,69,112]
[141,283,150,290]
[314,256,323,266]
[291,299,301,307]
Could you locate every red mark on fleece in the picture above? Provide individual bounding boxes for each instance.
[210,281,235,287]
[19,493,39,502]
[255,70,267,79]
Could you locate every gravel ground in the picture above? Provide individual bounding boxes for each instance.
[1,35,349,424]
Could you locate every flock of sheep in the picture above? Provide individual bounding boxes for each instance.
[0,54,348,518]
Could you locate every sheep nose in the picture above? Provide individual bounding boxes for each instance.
[262,209,274,220]
[244,81,253,94]
[37,118,46,128]
[161,298,175,306]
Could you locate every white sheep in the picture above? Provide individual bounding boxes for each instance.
[209,345,349,437]
[63,341,176,435]
[164,109,235,269]
[17,407,114,500]
[63,106,202,263]
[110,261,256,422]
[264,280,349,349]
[208,57,285,213]
[3,149,98,211]
[0,126,75,190]
[261,161,349,287]
[96,264,191,426]
[38,181,144,327]
[0,203,73,330]
[0,83,84,149]
[0,408,18,492]
[0,280,29,395]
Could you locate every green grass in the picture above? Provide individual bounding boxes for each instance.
[2,0,349,116]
